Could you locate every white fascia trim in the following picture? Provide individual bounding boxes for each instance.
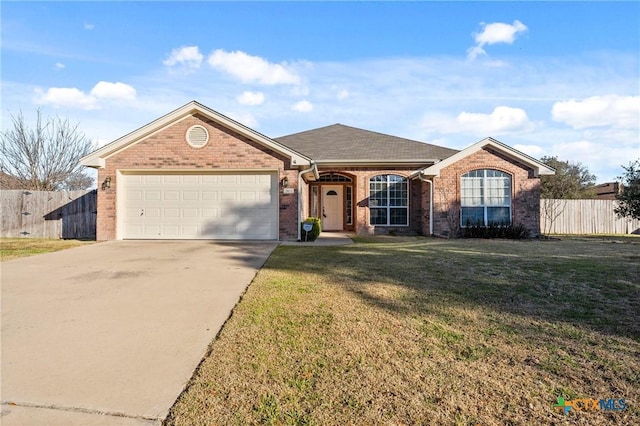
[80,101,312,168]
[297,162,318,241]
[420,137,555,178]
[116,168,281,174]
[316,159,439,168]
[300,162,319,180]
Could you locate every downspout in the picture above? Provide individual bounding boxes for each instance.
[418,173,434,236]
[297,162,318,241]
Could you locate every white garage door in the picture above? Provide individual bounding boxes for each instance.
[121,173,278,240]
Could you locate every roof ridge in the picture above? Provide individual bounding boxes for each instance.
[277,123,454,151]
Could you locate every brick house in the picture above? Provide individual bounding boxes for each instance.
[81,101,554,241]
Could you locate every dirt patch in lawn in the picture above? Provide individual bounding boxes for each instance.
[166,237,639,425]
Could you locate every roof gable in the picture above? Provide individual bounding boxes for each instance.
[275,124,458,164]
[420,137,555,178]
[80,101,311,168]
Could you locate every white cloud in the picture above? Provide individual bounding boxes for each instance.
[90,81,136,100]
[551,139,639,181]
[55,62,65,70]
[337,89,350,100]
[163,46,203,73]
[456,106,535,135]
[35,81,136,110]
[513,144,545,158]
[467,46,487,61]
[290,85,310,97]
[35,87,97,110]
[551,95,640,129]
[468,20,527,60]
[292,100,313,113]
[236,91,265,106]
[227,111,259,128]
[207,49,301,85]
[84,22,95,30]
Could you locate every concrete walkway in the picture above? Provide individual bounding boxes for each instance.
[1,241,277,425]
[282,231,354,246]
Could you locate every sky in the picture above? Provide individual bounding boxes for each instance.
[2,1,639,183]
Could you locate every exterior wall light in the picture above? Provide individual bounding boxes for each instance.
[281,176,289,188]
[102,176,112,190]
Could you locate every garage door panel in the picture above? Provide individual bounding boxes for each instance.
[201,175,219,184]
[126,190,143,201]
[122,173,277,240]
[181,175,198,184]
[182,191,199,201]
[162,225,180,237]
[144,176,163,184]
[220,175,237,184]
[164,208,179,218]
[220,191,236,201]
[202,191,217,201]
[164,191,180,201]
[202,209,218,218]
[181,225,198,237]
[145,208,161,218]
[144,191,161,201]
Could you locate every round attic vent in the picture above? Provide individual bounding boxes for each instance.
[186,125,209,148]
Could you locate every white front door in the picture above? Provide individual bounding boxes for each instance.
[322,185,343,231]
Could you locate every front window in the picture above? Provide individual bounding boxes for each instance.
[461,169,511,226]
[311,186,319,217]
[369,175,408,226]
[346,186,353,225]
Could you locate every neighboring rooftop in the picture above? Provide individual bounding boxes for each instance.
[275,124,458,162]
[594,182,621,200]
[0,171,22,190]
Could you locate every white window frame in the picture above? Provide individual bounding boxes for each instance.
[460,169,512,226]
[368,174,409,226]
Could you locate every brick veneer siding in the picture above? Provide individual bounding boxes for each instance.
[315,167,423,236]
[96,113,299,240]
[430,147,542,237]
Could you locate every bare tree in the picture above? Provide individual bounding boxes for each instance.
[436,185,460,238]
[541,198,568,235]
[0,109,95,190]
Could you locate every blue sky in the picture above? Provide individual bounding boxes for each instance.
[2,1,639,182]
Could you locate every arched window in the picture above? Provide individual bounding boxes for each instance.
[461,169,511,226]
[369,174,408,226]
[317,173,353,182]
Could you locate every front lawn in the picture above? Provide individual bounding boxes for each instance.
[166,237,639,425]
[0,238,94,261]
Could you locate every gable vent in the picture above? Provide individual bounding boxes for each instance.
[186,125,209,148]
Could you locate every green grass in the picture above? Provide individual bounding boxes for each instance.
[0,238,94,261]
[166,236,640,425]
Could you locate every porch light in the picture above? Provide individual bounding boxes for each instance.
[281,176,289,188]
[102,176,112,190]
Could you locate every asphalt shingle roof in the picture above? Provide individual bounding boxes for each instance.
[275,124,459,162]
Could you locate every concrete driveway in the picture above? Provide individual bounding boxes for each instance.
[1,240,277,425]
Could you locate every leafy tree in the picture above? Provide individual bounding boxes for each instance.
[540,156,596,199]
[0,109,95,191]
[614,160,640,220]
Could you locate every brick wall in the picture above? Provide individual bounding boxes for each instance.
[315,167,422,236]
[97,113,299,240]
[430,147,542,237]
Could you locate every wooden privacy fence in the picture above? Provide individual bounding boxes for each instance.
[1,189,97,239]
[540,199,640,235]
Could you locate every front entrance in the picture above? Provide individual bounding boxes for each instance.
[322,185,343,231]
